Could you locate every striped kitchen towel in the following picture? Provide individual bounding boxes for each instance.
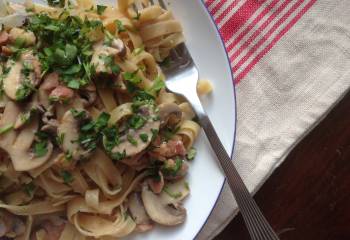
[198,0,350,239]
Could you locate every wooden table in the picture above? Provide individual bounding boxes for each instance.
[215,91,350,240]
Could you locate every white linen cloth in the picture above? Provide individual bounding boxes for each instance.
[198,0,350,238]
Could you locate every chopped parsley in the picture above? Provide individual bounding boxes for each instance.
[16,80,35,101]
[127,134,138,146]
[99,54,120,75]
[47,0,64,7]
[23,182,36,197]
[61,170,74,183]
[70,109,87,119]
[123,71,142,85]
[94,112,110,131]
[146,76,165,96]
[33,140,48,157]
[56,133,65,145]
[21,61,33,77]
[115,20,126,33]
[0,124,13,135]
[139,133,149,143]
[186,147,197,161]
[96,5,107,15]
[128,114,146,129]
[26,13,102,89]
[151,128,159,141]
[133,11,141,20]
[133,46,144,55]
[184,181,190,191]
[161,158,183,177]
[102,126,120,152]
[111,150,126,161]
[163,186,182,199]
[163,126,180,141]
[76,112,111,153]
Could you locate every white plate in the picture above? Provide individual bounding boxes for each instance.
[29,0,237,239]
[130,1,236,239]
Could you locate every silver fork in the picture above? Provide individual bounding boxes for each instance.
[135,1,280,239]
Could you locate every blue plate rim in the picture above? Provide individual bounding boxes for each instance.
[193,0,238,239]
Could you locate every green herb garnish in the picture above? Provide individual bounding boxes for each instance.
[56,133,65,145]
[123,71,142,85]
[61,170,74,183]
[186,147,197,160]
[33,140,48,157]
[151,128,159,141]
[94,112,110,131]
[96,5,107,15]
[47,0,64,7]
[23,182,36,197]
[111,150,126,161]
[128,114,145,129]
[115,20,126,33]
[27,13,102,89]
[146,76,165,95]
[139,133,149,143]
[163,186,182,199]
[162,158,183,176]
[15,80,35,101]
[127,134,138,146]
[102,126,120,152]
[133,46,144,55]
[0,124,13,135]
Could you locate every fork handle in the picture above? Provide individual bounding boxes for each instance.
[188,95,279,239]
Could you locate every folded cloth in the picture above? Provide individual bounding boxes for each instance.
[197,0,350,239]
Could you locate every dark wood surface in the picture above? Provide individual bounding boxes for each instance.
[215,91,350,240]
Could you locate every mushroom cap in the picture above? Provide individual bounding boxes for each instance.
[158,103,182,127]
[141,184,186,226]
[0,101,53,171]
[91,39,126,75]
[3,51,41,101]
[3,60,22,100]
[110,119,160,158]
[9,116,53,171]
[128,192,151,225]
[57,109,91,160]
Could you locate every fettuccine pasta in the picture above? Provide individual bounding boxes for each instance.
[0,0,204,239]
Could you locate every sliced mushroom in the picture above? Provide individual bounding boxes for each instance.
[128,192,152,225]
[9,115,53,171]
[57,109,92,160]
[147,171,164,194]
[141,184,186,226]
[91,39,126,75]
[158,103,182,128]
[159,179,190,205]
[14,94,43,130]
[0,101,53,171]
[113,122,159,158]
[0,101,20,149]
[110,113,160,158]
[3,51,41,101]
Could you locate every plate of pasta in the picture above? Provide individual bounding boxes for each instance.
[0,0,235,239]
